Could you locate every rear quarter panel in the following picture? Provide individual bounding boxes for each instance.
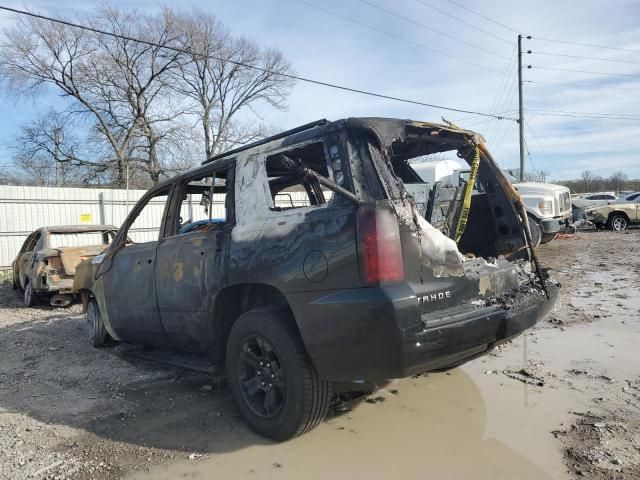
[228,152,360,293]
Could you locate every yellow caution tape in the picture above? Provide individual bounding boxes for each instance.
[455,146,480,243]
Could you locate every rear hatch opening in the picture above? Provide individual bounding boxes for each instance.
[347,118,552,309]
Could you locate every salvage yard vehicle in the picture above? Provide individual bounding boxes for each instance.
[585,196,640,231]
[12,225,118,307]
[73,118,559,440]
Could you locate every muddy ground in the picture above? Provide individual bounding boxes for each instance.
[0,230,638,480]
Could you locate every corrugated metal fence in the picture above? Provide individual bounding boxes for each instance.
[0,185,151,269]
[0,185,314,269]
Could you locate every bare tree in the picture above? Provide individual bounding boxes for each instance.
[175,11,294,159]
[609,171,628,194]
[7,110,108,186]
[0,7,188,185]
[88,6,188,183]
[580,170,594,193]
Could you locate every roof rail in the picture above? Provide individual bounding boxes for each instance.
[202,119,330,165]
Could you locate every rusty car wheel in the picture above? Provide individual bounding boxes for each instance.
[226,308,332,441]
[87,301,108,348]
[609,214,629,231]
[23,281,37,307]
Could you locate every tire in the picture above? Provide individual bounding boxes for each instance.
[226,307,332,441]
[608,214,628,231]
[12,271,18,290]
[527,216,542,248]
[540,232,558,244]
[23,281,37,307]
[87,301,108,348]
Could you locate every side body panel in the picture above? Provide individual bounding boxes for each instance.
[100,241,166,345]
[155,227,229,351]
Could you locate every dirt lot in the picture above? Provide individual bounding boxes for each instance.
[1,230,639,480]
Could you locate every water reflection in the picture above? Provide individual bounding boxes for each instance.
[131,368,555,480]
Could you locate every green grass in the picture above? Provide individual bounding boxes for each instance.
[0,269,13,285]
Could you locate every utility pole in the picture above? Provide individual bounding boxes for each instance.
[53,127,62,187]
[517,34,525,182]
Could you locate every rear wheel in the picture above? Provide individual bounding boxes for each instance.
[23,281,37,307]
[609,214,628,231]
[226,308,332,441]
[87,301,108,347]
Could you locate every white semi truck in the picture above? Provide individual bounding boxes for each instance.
[411,159,573,246]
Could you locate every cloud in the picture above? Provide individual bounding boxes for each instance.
[0,0,639,181]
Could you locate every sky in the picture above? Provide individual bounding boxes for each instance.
[1,0,639,181]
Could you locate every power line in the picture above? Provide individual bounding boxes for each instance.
[0,5,515,121]
[484,50,517,142]
[530,36,640,55]
[530,112,640,121]
[530,65,640,79]
[444,0,519,34]
[525,79,640,92]
[530,108,640,118]
[294,0,503,73]
[488,71,519,147]
[413,0,511,45]
[358,0,510,60]
[522,135,538,173]
[453,109,517,123]
[531,51,640,66]
[525,123,553,166]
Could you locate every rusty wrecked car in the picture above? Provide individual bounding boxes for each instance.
[12,225,118,307]
[73,118,559,440]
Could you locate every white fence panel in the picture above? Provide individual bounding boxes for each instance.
[0,185,148,268]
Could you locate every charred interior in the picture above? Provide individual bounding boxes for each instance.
[352,120,529,262]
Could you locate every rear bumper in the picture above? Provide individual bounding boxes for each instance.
[292,282,558,382]
[540,213,573,234]
[38,276,74,294]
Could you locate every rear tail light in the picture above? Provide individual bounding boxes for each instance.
[357,204,405,286]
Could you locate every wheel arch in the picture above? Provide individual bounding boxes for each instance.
[212,283,304,359]
[608,210,631,223]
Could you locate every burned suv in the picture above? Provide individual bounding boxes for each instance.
[74,118,558,440]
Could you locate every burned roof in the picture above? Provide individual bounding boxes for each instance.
[200,117,484,166]
[43,225,118,234]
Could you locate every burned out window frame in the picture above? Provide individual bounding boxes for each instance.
[163,161,236,239]
[115,185,174,246]
[264,139,345,212]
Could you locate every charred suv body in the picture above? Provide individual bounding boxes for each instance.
[74,118,558,440]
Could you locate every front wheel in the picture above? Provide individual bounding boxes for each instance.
[527,216,542,248]
[226,308,332,441]
[540,232,558,244]
[609,214,629,231]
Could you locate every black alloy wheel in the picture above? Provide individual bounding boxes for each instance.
[237,335,286,418]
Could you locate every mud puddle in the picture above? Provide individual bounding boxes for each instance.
[130,365,561,480]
